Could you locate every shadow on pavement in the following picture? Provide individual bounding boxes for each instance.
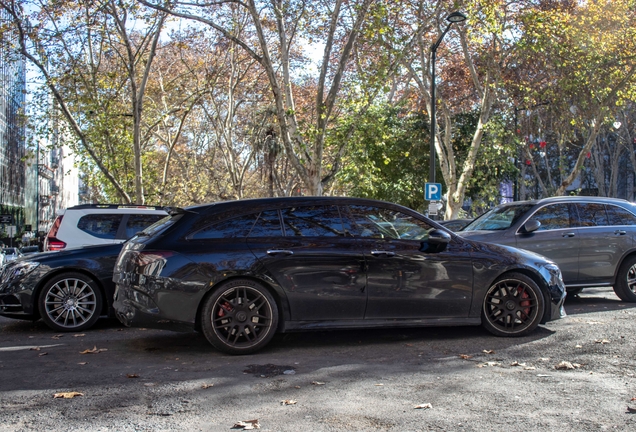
[564,286,636,316]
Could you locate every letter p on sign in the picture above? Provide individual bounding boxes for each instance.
[425,183,442,201]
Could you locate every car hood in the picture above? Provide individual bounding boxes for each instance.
[460,235,556,267]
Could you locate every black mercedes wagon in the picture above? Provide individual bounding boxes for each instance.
[113,197,566,354]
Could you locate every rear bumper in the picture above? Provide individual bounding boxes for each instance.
[113,284,192,332]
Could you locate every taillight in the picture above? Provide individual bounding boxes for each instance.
[44,216,65,251]
[45,239,67,251]
[130,251,174,276]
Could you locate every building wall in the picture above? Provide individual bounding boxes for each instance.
[0,12,27,237]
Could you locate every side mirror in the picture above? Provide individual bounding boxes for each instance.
[523,219,541,233]
[421,229,451,253]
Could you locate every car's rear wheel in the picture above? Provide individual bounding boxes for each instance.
[614,256,636,302]
[482,273,544,337]
[201,279,278,355]
[38,273,103,332]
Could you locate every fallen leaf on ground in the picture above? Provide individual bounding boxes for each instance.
[538,358,551,362]
[631,397,636,401]
[232,419,260,430]
[626,406,636,414]
[537,374,552,377]
[311,381,325,386]
[126,374,139,378]
[414,403,432,409]
[374,383,384,386]
[280,400,297,405]
[405,343,413,347]
[575,344,582,348]
[73,334,86,337]
[483,350,495,354]
[38,352,48,357]
[555,361,581,370]
[54,392,83,399]
[79,346,107,354]
[30,347,41,351]
[510,361,527,367]
[78,362,88,365]
[201,384,214,389]
[595,339,610,344]
[478,361,501,368]
[524,366,536,370]
[52,335,63,340]
[294,386,300,389]
[459,354,472,360]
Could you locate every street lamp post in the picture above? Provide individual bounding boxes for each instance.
[429,11,466,216]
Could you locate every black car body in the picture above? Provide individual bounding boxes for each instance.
[0,244,123,331]
[113,197,566,354]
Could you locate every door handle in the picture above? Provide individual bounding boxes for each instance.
[562,232,576,238]
[266,250,294,256]
[371,250,395,257]
[614,230,627,236]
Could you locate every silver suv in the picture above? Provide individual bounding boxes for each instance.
[459,196,636,302]
[44,204,167,251]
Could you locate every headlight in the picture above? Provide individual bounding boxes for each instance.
[543,263,563,282]
[0,261,40,285]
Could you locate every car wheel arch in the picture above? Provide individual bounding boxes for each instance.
[490,268,552,323]
[193,275,288,333]
[612,250,636,284]
[34,268,109,318]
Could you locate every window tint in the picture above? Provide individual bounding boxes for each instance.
[249,210,283,237]
[606,205,636,226]
[347,205,433,240]
[281,206,344,237]
[77,214,123,239]
[463,204,534,231]
[190,214,258,240]
[577,203,609,227]
[124,214,166,238]
[530,204,572,231]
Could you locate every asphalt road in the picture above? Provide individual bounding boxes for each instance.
[1,287,635,431]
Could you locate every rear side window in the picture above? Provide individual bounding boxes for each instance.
[577,203,610,227]
[530,204,573,231]
[606,205,636,225]
[77,214,123,239]
[281,205,344,237]
[190,214,258,240]
[249,210,283,237]
[124,214,166,238]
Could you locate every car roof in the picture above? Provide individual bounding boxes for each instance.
[499,196,634,207]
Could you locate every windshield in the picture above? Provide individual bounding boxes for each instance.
[463,204,534,231]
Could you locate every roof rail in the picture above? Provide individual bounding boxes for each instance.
[68,204,164,210]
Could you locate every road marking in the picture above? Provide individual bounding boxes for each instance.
[0,344,64,352]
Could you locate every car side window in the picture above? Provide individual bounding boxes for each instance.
[77,214,123,239]
[281,205,344,237]
[606,205,636,226]
[530,204,572,231]
[577,203,610,227]
[249,210,283,237]
[124,214,166,238]
[189,214,258,240]
[346,205,432,240]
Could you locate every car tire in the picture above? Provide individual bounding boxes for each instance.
[613,256,636,302]
[38,272,103,332]
[481,272,545,337]
[201,279,279,355]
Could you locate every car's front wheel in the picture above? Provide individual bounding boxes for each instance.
[201,279,279,355]
[614,255,636,302]
[38,273,103,332]
[481,273,544,337]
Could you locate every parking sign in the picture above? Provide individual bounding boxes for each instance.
[425,183,442,201]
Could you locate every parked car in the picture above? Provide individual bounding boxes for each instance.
[0,244,123,331]
[113,197,566,354]
[43,204,168,251]
[20,246,40,256]
[2,247,22,264]
[459,196,636,301]
[438,218,473,232]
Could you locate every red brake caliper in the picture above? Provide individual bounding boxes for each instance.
[218,301,233,317]
[519,287,531,318]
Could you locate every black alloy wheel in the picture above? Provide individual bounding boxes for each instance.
[613,255,636,302]
[38,272,103,332]
[201,279,279,354]
[481,273,544,337]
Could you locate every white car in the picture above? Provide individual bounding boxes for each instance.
[43,204,168,251]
